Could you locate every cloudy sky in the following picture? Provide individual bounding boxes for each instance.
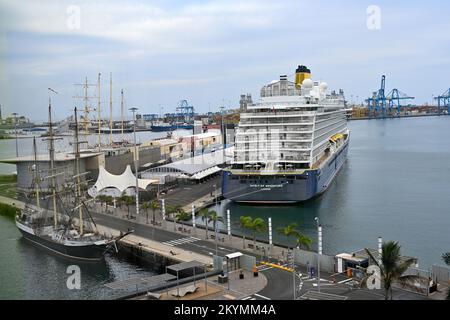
[0,0,449,121]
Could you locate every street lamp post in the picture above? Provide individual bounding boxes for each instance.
[315,217,322,292]
[130,107,139,218]
[12,112,18,157]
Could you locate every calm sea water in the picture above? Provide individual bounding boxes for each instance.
[201,117,450,269]
[0,215,159,300]
[1,118,449,299]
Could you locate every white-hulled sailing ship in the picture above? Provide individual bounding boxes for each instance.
[16,100,132,261]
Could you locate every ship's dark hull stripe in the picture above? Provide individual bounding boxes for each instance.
[223,140,349,203]
[17,228,108,261]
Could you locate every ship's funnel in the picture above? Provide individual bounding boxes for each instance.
[295,65,311,88]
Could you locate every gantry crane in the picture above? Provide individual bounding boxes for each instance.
[366,75,414,118]
[434,88,450,115]
[386,89,415,116]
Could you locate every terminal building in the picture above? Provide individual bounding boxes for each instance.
[141,147,233,184]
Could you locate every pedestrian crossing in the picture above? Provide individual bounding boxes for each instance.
[162,237,202,247]
[241,294,271,300]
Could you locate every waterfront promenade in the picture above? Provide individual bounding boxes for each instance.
[0,193,442,300]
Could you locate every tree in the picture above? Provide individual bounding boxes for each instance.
[364,241,419,300]
[166,204,182,231]
[239,216,252,249]
[150,200,159,224]
[207,210,224,243]
[199,208,211,239]
[295,233,312,250]
[246,217,267,249]
[121,195,134,218]
[175,208,190,232]
[141,202,149,224]
[277,223,301,250]
[442,252,450,300]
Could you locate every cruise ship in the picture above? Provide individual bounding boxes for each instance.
[222,65,349,203]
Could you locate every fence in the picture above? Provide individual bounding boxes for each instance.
[293,248,336,273]
[432,264,450,285]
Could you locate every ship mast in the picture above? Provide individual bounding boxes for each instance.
[47,89,58,229]
[121,89,124,142]
[73,107,84,235]
[33,136,40,208]
[109,73,113,145]
[83,77,89,136]
[97,72,101,151]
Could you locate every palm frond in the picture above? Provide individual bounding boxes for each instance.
[442,252,450,266]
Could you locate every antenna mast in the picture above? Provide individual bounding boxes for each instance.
[109,73,113,145]
[47,89,58,228]
[97,73,102,151]
[73,107,84,235]
[33,136,40,208]
[73,77,97,144]
[121,89,124,141]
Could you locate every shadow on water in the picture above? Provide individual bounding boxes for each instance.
[15,236,159,299]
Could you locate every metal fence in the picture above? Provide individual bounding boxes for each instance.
[293,248,335,273]
[432,264,450,285]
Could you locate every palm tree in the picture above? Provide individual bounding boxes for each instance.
[150,200,159,224]
[207,210,224,243]
[442,252,450,300]
[364,241,419,300]
[122,195,133,218]
[166,204,182,231]
[199,208,211,239]
[295,233,312,250]
[175,208,190,232]
[239,216,252,249]
[247,217,267,249]
[277,223,301,250]
[141,202,150,224]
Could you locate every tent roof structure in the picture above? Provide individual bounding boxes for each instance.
[90,165,158,195]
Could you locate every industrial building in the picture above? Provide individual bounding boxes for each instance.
[0,151,103,192]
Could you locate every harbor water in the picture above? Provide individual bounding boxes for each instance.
[1,118,450,298]
[203,116,450,269]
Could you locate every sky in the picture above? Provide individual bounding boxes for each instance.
[0,0,449,121]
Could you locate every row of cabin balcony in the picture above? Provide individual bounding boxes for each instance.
[236,127,314,134]
[231,162,310,171]
[240,111,316,118]
[235,153,310,162]
[236,132,312,142]
[235,141,311,149]
[240,119,314,126]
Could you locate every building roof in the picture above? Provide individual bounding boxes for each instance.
[88,165,158,196]
[144,147,233,177]
[166,260,205,273]
[180,130,221,140]
[226,252,243,259]
[0,151,102,164]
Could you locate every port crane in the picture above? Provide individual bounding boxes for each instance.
[366,75,414,118]
[386,89,415,116]
[366,75,387,118]
[434,88,450,115]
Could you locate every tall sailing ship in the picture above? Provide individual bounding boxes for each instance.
[222,65,350,203]
[15,102,131,261]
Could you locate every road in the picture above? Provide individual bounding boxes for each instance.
[92,210,235,258]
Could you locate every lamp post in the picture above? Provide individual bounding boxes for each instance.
[130,107,139,217]
[315,217,322,292]
[12,112,18,157]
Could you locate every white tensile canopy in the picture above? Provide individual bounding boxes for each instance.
[88,165,158,197]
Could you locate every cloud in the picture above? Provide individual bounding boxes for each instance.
[1,0,450,119]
